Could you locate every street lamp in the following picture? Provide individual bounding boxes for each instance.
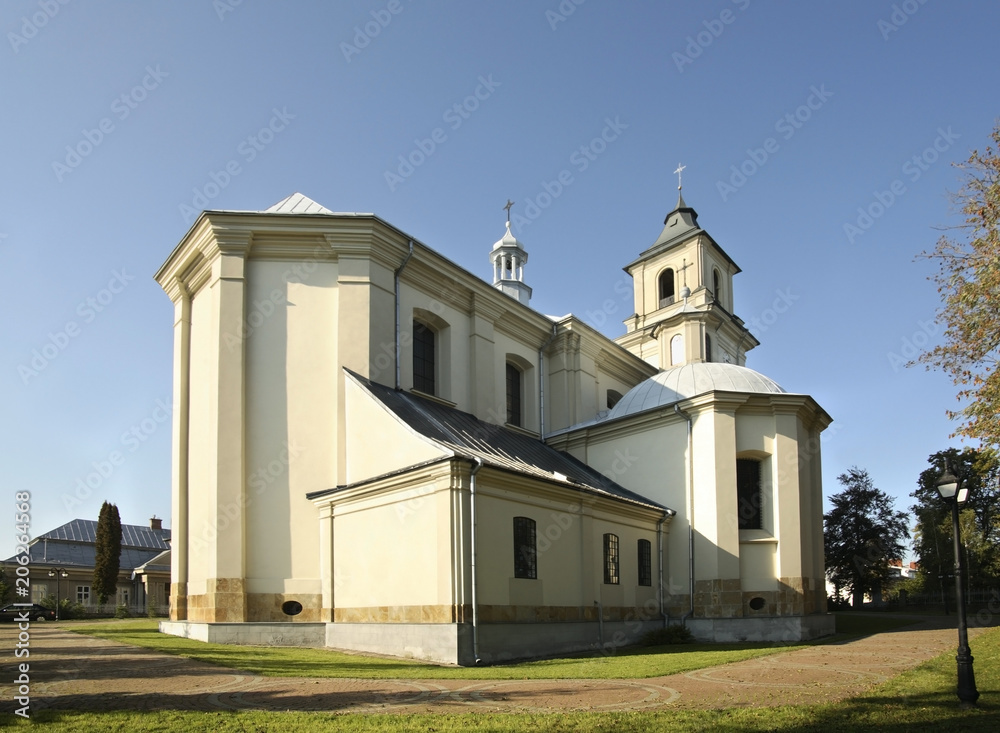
[46,567,69,621]
[935,459,979,707]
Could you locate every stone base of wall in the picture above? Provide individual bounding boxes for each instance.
[247,593,323,622]
[685,613,834,643]
[182,578,247,622]
[160,621,326,647]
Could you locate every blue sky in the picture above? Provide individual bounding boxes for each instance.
[3,0,997,561]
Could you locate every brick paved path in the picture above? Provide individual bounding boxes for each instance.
[1,616,986,714]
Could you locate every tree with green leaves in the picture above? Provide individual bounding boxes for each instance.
[824,467,910,607]
[0,567,11,605]
[915,122,1000,448]
[911,447,1000,596]
[93,501,122,606]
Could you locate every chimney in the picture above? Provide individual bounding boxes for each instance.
[150,516,162,531]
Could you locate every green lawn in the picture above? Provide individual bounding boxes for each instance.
[67,614,919,681]
[11,624,1000,731]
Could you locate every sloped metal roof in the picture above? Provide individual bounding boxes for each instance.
[324,371,671,514]
[264,192,334,215]
[35,519,170,550]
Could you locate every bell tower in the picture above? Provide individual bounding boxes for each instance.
[490,200,532,305]
[616,169,758,369]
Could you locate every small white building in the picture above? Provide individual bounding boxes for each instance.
[156,190,833,664]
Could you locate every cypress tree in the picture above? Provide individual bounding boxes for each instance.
[93,502,122,606]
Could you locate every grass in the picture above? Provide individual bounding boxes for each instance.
[9,624,1000,731]
[69,618,816,680]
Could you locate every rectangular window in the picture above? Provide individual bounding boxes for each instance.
[638,539,652,586]
[603,533,619,585]
[737,458,763,530]
[506,363,522,426]
[513,516,537,579]
[77,585,91,604]
[412,320,436,395]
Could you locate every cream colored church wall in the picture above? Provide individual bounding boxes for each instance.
[243,259,338,591]
[185,280,216,591]
[492,331,539,431]
[343,377,448,484]
[331,478,454,614]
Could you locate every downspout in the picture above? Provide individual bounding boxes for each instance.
[657,512,670,627]
[468,457,484,665]
[538,322,558,439]
[394,240,415,389]
[674,403,695,624]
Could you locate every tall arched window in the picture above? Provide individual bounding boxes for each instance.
[603,533,620,585]
[713,268,722,304]
[670,333,684,366]
[705,334,713,363]
[506,363,522,426]
[513,516,537,579]
[637,539,652,586]
[737,458,763,530]
[658,268,675,307]
[412,320,436,394]
[606,389,623,410]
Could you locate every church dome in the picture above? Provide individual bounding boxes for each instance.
[491,222,525,252]
[607,362,786,420]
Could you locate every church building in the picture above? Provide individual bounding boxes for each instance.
[155,186,833,665]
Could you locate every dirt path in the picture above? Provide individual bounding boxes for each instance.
[2,616,987,714]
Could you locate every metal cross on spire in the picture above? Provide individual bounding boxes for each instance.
[503,199,515,224]
[673,163,686,191]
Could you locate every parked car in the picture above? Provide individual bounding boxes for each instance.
[0,603,57,622]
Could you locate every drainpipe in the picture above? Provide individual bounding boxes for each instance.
[538,323,558,438]
[394,240,415,389]
[468,457,484,665]
[657,512,670,627]
[674,403,695,625]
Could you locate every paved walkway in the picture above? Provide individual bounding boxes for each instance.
[2,616,988,714]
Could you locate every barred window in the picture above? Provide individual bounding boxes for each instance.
[638,539,652,586]
[603,533,619,585]
[737,458,763,530]
[513,516,537,579]
[412,320,435,395]
[506,363,522,427]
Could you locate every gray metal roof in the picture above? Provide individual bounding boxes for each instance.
[317,372,671,514]
[36,519,170,550]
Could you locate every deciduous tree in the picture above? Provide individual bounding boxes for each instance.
[916,122,1000,448]
[824,467,910,607]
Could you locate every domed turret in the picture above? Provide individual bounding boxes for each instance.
[490,200,532,305]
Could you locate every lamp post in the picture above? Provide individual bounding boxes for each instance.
[935,459,979,707]
[46,567,69,621]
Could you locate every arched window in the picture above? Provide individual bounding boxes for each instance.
[705,334,713,363]
[603,533,620,585]
[670,333,684,366]
[513,517,537,579]
[637,539,652,586]
[606,389,623,410]
[412,320,436,394]
[713,268,722,304]
[658,268,675,307]
[737,458,762,530]
[506,363,522,426]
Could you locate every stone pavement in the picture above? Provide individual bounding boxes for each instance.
[1,615,988,714]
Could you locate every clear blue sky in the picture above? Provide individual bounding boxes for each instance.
[3,0,997,561]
